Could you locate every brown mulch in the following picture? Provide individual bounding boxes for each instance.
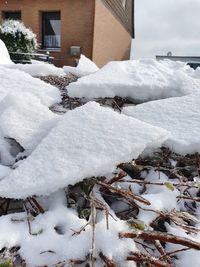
[36,73,78,91]
[37,74,137,113]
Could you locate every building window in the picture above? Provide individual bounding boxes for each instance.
[3,11,21,20]
[42,11,61,49]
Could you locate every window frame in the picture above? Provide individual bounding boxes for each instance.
[41,11,61,50]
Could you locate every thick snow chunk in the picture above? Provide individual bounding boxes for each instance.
[67,59,200,101]
[0,39,13,64]
[0,102,169,198]
[123,93,200,155]
[0,66,61,107]
[0,92,59,151]
[4,62,66,77]
[63,54,99,77]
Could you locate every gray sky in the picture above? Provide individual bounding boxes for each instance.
[131,0,200,58]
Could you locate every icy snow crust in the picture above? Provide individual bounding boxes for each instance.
[123,93,200,155]
[0,102,169,199]
[67,59,200,101]
[0,66,61,106]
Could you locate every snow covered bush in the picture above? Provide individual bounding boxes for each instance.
[0,20,38,62]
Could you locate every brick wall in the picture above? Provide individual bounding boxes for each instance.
[92,0,132,67]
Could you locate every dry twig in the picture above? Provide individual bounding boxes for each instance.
[119,230,200,250]
[98,181,151,205]
[127,251,174,267]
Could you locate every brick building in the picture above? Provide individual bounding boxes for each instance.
[0,0,134,67]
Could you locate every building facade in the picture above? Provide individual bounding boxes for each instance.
[0,0,134,67]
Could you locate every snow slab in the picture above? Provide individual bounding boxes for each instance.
[0,92,59,151]
[63,54,99,77]
[67,59,200,101]
[0,39,13,64]
[0,102,169,199]
[123,93,200,155]
[3,62,66,77]
[0,66,61,107]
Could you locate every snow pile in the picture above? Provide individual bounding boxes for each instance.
[0,66,61,106]
[0,92,59,151]
[3,62,66,77]
[0,39,13,64]
[123,93,200,155]
[67,59,200,101]
[0,102,169,199]
[63,54,99,77]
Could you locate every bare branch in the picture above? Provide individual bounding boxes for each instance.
[98,181,151,205]
[127,252,174,267]
[119,230,200,250]
[99,252,116,267]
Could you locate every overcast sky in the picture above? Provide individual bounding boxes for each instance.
[131,0,200,58]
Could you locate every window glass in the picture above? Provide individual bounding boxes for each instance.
[42,12,61,49]
[3,11,21,20]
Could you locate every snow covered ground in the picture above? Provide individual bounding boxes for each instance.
[0,38,200,266]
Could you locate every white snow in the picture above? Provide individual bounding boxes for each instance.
[138,170,179,224]
[63,54,99,77]
[0,92,59,151]
[0,66,61,107]
[67,59,200,101]
[3,62,66,77]
[0,102,169,199]
[0,165,11,180]
[0,39,13,64]
[0,54,199,266]
[123,93,200,155]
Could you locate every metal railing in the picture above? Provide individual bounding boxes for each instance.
[9,51,54,64]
